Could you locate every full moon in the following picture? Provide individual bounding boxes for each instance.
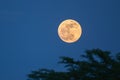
[58,19,82,43]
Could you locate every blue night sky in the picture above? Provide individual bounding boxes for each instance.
[0,0,120,80]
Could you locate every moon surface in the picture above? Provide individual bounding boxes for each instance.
[58,19,82,43]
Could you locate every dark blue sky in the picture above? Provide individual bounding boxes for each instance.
[0,0,120,80]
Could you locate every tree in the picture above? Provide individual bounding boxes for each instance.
[27,49,120,80]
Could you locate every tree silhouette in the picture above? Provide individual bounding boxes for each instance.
[27,49,120,80]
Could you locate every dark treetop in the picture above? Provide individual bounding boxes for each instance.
[27,49,120,80]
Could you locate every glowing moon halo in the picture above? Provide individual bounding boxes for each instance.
[58,19,82,43]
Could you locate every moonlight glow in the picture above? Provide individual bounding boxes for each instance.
[58,19,82,43]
